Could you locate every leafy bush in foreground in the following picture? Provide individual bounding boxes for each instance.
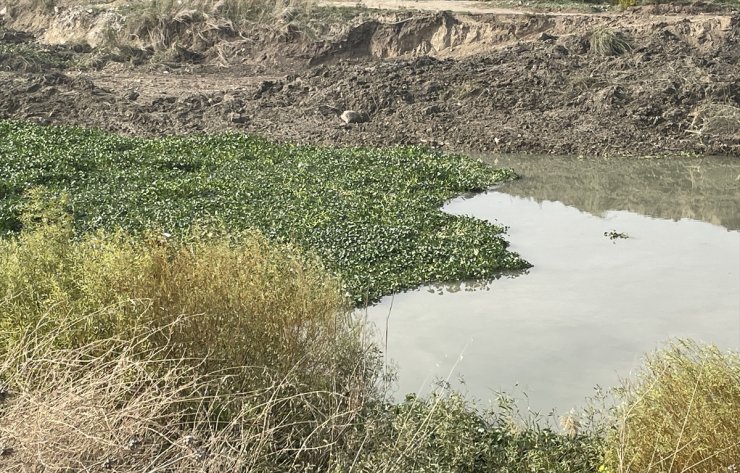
[0,211,377,470]
[0,120,528,303]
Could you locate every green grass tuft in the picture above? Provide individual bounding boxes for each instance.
[589,27,632,56]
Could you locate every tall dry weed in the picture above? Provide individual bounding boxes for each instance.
[0,194,373,393]
[0,319,368,472]
[0,196,377,471]
[605,340,740,473]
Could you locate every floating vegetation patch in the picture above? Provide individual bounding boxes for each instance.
[0,120,529,303]
[604,230,629,240]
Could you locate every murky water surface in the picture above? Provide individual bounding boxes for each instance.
[364,156,740,413]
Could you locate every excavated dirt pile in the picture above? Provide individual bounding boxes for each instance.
[0,3,738,156]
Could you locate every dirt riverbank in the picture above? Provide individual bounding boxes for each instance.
[1,1,738,156]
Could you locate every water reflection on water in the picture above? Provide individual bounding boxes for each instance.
[482,155,740,230]
[364,156,740,414]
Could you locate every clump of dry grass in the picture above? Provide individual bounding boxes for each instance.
[589,27,633,56]
[0,318,368,472]
[0,193,373,394]
[689,103,740,142]
[0,196,377,471]
[604,340,740,473]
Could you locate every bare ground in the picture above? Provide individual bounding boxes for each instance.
[1,1,738,156]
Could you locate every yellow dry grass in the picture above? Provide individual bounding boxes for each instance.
[0,199,376,471]
[605,340,740,473]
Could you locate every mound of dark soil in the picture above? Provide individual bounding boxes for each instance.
[0,7,738,156]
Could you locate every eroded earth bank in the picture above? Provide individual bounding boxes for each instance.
[1,0,739,156]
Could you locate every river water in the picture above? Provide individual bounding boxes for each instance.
[363,155,740,414]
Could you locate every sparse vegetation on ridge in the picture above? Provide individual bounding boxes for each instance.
[1,0,371,68]
[112,0,318,59]
[3,0,318,20]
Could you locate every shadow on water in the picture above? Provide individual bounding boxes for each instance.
[365,155,740,414]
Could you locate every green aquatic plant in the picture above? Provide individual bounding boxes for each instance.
[350,390,605,472]
[604,230,629,240]
[0,120,528,303]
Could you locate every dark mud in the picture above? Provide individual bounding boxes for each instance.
[1,6,738,156]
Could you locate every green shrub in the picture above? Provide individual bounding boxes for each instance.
[0,198,382,470]
[604,340,740,473]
